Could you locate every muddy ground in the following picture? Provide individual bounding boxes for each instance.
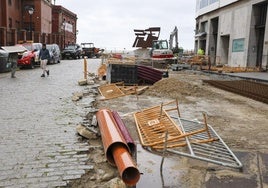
[69,70,268,188]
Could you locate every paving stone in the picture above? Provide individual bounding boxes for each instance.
[48,181,68,187]
[63,174,82,180]
[260,152,268,184]
[39,176,61,182]
[47,171,65,176]
[60,158,78,163]
[26,172,44,178]
[0,60,101,187]
[206,176,257,188]
[77,165,94,170]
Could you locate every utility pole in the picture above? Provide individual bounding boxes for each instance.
[28,7,34,41]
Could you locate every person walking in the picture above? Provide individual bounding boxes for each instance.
[39,43,50,77]
[9,52,18,78]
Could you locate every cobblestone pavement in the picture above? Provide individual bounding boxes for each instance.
[0,59,101,187]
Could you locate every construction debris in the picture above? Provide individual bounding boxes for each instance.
[96,109,140,186]
[72,92,83,101]
[133,100,243,170]
[76,124,98,139]
[98,82,148,100]
[98,83,125,100]
[78,79,87,86]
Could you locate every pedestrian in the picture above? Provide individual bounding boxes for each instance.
[39,43,50,77]
[9,52,18,78]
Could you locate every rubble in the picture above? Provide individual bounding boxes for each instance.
[78,79,87,86]
[71,66,268,187]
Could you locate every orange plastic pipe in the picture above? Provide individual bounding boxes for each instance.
[112,145,140,186]
[96,109,140,186]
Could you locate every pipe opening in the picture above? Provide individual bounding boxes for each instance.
[122,167,140,186]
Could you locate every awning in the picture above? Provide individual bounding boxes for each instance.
[1,46,27,53]
[195,32,207,37]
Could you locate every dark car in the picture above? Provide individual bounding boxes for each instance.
[0,49,11,73]
[61,44,82,60]
[47,44,61,64]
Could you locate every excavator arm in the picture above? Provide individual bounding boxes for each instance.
[169,26,179,52]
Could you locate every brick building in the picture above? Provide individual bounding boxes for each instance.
[0,0,77,49]
[52,5,78,49]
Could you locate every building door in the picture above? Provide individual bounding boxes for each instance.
[256,28,265,68]
[255,2,267,68]
[210,17,219,65]
[221,35,230,65]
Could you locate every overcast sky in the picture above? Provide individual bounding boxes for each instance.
[55,0,196,51]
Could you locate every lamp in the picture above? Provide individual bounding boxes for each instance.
[28,7,34,41]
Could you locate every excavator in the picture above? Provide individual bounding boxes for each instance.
[150,26,179,67]
[151,39,174,59]
[132,26,179,68]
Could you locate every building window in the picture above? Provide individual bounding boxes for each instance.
[16,21,20,29]
[199,0,219,9]
[209,0,218,4]
[17,0,20,9]
[200,0,208,9]
[9,18,12,28]
[201,21,208,32]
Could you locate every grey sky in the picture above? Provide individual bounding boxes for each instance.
[55,0,196,51]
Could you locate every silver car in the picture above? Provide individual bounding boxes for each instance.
[47,44,61,64]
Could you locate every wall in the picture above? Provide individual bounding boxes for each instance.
[196,0,268,68]
[196,0,239,17]
[0,0,77,47]
[263,11,268,69]
[219,11,232,36]
[7,0,21,28]
[229,6,250,67]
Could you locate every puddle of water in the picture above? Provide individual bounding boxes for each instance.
[136,144,185,188]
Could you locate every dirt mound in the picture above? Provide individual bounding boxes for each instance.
[144,77,211,101]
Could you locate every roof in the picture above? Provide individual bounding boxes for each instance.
[1,46,28,53]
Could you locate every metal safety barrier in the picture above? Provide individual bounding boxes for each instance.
[134,100,243,170]
[169,117,243,170]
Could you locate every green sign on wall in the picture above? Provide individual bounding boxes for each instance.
[232,38,245,52]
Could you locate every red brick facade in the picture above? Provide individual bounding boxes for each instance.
[0,0,77,50]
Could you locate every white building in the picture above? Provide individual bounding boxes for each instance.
[195,0,268,70]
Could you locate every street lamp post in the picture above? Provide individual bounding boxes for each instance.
[76,30,79,42]
[28,7,34,41]
[62,21,66,49]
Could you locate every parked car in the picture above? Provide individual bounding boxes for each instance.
[17,42,42,68]
[47,44,61,64]
[0,49,10,73]
[0,45,27,72]
[81,43,103,58]
[17,46,36,69]
[61,44,82,60]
